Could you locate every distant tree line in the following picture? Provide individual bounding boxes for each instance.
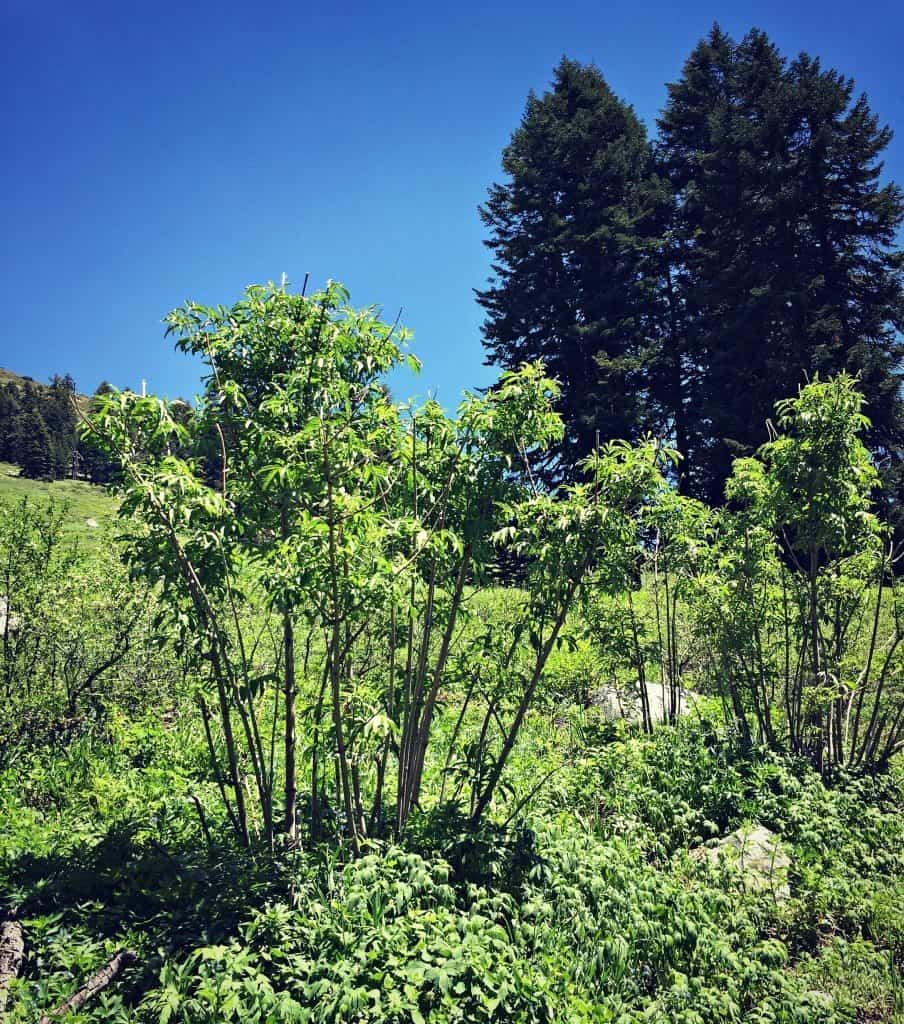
[0,371,226,490]
[479,26,904,531]
[0,375,118,482]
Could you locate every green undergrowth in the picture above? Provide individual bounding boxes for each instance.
[2,714,902,1022]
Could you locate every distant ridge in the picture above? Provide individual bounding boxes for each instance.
[0,366,39,386]
[0,367,90,409]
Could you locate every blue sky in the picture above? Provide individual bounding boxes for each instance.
[2,0,902,407]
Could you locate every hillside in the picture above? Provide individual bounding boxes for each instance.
[0,461,117,547]
[0,365,91,409]
[0,365,118,483]
[0,366,35,386]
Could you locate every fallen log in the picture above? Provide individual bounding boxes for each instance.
[0,912,25,1013]
[38,948,137,1023]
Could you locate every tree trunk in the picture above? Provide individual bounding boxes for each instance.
[283,608,297,846]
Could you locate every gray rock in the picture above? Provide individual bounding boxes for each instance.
[0,595,20,636]
[589,682,700,725]
[691,823,791,900]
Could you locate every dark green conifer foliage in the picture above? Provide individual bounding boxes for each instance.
[43,373,79,477]
[477,58,663,478]
[0,383,22,462]
[482,36,904,516]
[658,26,904,504]
[0,373,80,479]
[15,405,53,480]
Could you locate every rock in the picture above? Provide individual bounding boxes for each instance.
[589,682,700,725]
[85,517,98,528]
[0,595,20,636]
[0,913,25,1014]
[690,823,791,900]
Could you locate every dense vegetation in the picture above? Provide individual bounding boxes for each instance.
[0,372,81,480]
[1,277,902,1021]
[2,22,903,1024]
[0,371,118,484]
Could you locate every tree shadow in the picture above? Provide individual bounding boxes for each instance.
[2,819,276,1005]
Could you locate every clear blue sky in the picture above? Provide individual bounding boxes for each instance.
[2,0,902,406]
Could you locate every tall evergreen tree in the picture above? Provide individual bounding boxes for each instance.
[0,383,21,463]
[483,36,904,509]
[42,373,79,478]
[477,58,664,478]
[658,26,904,503]
[14,405,53,480]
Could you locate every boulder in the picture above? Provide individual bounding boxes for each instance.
[589,682,700,725]
[691,823,791,900]
[0,595,20,636]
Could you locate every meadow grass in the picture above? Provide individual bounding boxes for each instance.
[0,461,116,549]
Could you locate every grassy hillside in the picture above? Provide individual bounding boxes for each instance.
[0,364,91,409]
[0,366,39,386]
[0,461,116,547]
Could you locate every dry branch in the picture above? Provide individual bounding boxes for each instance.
[38,948,136,1023]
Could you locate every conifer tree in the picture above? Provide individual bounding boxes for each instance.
[478,58,664,478]
[482,36,904,512]
[658,26,904,503]
[0,383,21,463]
[15,406,53,480]
[42,373,79,478]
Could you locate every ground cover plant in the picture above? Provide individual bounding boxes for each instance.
[2,710,902,1021]
[1,278,902,1022]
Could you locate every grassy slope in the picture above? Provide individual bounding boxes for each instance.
[0,461,117,548]
[0,366,33,385]
[1,368,110,545]
[0,364,91,409]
